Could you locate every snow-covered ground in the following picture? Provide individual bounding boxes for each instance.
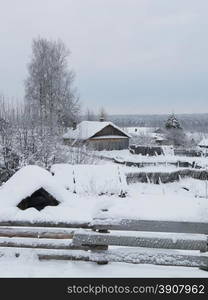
[1,174,208,224]
[51,164,128,195]
[99,149,208,168]
[0,252,207,278]
[1,162,208,278]
[95,179,208,223]
[1,178,208,224]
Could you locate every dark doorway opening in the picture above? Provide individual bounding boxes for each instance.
[17,188,60,211]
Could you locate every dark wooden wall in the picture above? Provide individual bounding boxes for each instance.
[88,138,129,151]
[92,125,128,138]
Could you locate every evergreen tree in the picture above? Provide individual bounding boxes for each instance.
[165,113,182,130]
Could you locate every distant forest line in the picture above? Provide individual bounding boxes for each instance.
[109,114,208,132]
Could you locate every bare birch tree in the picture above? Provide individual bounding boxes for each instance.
[24,37,80,134]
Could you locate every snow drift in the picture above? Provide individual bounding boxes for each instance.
[51,164,128,196]
[0,165,72,208]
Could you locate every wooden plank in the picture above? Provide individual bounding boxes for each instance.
[92,218,208,235]
[102,247,208,268]
[0,221,91,229]
[0,247,207,268]
[0,227,75,239]
[73,230,208,251]
[0,237,89,250]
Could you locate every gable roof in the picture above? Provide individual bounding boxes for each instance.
[63,121,131,140]
[198,138,208,147]
[0,165,72,208]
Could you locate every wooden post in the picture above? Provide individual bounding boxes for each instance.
[88,224,109,265]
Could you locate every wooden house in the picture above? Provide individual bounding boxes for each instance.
[63,121,131,151]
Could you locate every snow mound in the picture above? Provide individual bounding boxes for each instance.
[0,165,72,208]
[51,164,128,196]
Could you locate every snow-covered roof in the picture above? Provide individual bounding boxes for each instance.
[154,134,166,141]
[63,121,131,140]
[0,165,72,208]
[124,127,157,135]
[198,138,208,147]
[91,135,128,140]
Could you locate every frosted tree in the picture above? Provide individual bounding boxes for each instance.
[164,114,187,147]
[165,113,182,130]
[24,37,80,134]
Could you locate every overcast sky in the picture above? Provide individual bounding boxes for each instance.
[0,0,208,114]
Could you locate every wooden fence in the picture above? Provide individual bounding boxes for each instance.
[0,218,207,271]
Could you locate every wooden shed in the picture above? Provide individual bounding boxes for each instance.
[63,121,131,151]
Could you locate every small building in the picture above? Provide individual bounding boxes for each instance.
[198,138,208,149]
[154,134,169,145]
[198,138,208,155]
[63,121,131,151]
[0,165,70,211]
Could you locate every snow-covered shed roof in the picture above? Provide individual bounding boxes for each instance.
[0,165,71,208]
[198,138,208,147]
[154,135,166,141]
[124,127,156,136]
[63,121,131,140]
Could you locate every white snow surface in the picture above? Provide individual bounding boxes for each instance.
[99,149,208,168]
[94,178,208,223]
[123,127,156,136]
[123,165,187,174]
[51,163,128,195]
[63,121,131,140]
[0,248,207,278]
[0,172,208,224]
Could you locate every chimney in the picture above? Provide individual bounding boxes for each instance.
[72,121,77,130]
[99,116,105,122]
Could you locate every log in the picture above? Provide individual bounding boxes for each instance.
[0,237,89,250]
[0,246,207,268]
[0,220,91,229]
[102,247,208,268]
[73,230,208,251]
[0,227,75,239]
[92,218,208,235]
